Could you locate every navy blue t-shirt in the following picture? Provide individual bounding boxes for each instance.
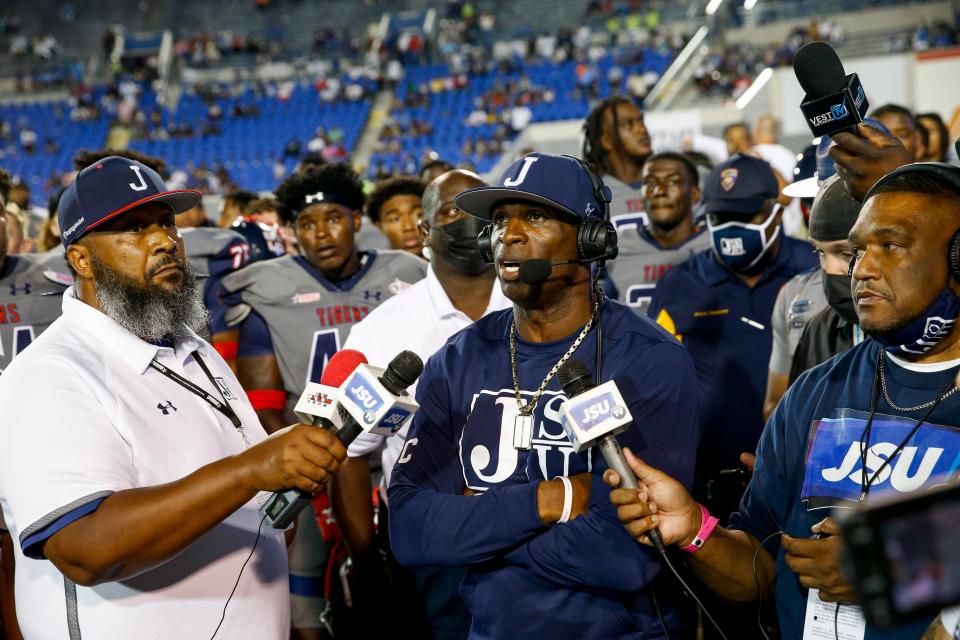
[730,339,960,640]
[388,298,700,640]
[648,236,818,475]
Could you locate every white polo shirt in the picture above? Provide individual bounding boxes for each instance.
[0,288,289,639]
[344,265,510,501]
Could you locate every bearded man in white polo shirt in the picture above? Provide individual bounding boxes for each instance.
[0,157,347,639]
[329,169,509,639]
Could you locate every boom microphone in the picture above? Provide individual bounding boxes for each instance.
[260,349,424,529]
[518,258,582,285]
[557,359,667,554]
[793,41,869,138]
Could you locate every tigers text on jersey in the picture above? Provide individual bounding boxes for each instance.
[180,226,250,336]
[604,222,711,314]
[222,251,427,415]
[603,173,646,224]
[0,252,72,373]
[388,299,700,639]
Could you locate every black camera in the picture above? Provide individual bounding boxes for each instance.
[838,482,960,627]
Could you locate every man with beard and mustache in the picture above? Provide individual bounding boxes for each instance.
[329,169,509,639]
[604,152,710,314]
[606,162,960,640]
[0,157,347,639]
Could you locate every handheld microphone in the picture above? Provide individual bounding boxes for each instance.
[557,359,667,554]
[518,258,583,285]
[260,349,424,529]
[793,41,869,138]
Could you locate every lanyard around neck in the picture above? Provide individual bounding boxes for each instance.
[148,351,243,432]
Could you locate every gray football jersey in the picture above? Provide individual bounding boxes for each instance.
[223,251,427,415]
[603,173,647,224]
[0,252,72,373]
[605,222,712,314]
[181,226,250,278]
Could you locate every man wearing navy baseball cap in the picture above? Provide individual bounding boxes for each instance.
[388,152,700,638]
[649,154,818,524]
[0,156,349,638]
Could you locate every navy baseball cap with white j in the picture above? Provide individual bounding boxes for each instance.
[58,156,202,246]
[454,152,609,221]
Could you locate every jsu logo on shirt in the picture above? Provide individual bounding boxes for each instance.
[460,389,590,489]
[344,373,384,424]
[801,410,960,505]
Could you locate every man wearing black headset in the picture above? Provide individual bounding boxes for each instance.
[606,161,960,640]
[387,152,700,638]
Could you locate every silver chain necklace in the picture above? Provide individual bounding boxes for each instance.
[879,355,959,412]
[508,299,599,448]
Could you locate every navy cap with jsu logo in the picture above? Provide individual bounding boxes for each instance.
[701,154,779,216]
[454,152,610,221]
[58,156,202,246]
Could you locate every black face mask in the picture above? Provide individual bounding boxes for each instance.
[822,272,859,325]
[430,215,490,276]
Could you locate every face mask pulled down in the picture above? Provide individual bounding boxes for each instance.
[869,287,960,358]
[708,209,780,272]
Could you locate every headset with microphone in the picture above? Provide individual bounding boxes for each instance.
[476,155,619,284]
[857,161,960,281]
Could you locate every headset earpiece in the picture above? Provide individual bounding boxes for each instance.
[560,155,617,263]
[577,218,618,262]
[949,228,960,283]
[477,224,494,264]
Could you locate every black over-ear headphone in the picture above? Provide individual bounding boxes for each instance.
[861,162,960,281]
[477,156,619,264]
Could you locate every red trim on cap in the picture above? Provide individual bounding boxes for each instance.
[83,189,203,233]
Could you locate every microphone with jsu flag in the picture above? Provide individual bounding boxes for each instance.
[557,359,667,554]
[793,41,869,138]
[260,349,424,529]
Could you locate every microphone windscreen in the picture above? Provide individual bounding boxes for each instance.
[793,41,847,98]
[382,350,424,395]
[320,349,368,387]
[519,259,552,285]
[557,359,593,398]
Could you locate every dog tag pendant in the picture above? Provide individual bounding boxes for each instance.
[513,413,533,450]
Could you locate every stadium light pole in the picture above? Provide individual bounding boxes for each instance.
[735,67,773,110]
[743,0,759,10]
[705,0,724,16]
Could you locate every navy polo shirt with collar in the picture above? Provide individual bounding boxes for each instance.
[648,234,818,475]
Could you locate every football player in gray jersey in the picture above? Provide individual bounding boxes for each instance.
[176,199,250,366]
[0,172,72,374]
[582,96,651,222]
[224,163,427,430]
[222,163,426,639]
[605,152,711,314]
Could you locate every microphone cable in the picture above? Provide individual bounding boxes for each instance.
[210,512,268,639]
[753,529,784,640]
[655,546,729,640]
